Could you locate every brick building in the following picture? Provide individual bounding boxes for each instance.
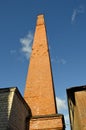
[0,87,31,130]
[67,85,86,130]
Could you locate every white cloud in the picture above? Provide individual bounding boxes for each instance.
[64,114,70,125]
[71,5,85,23]
[51,57,67,65]
[56,97,67,111]
[64,114,70,130]
[56,97,70,129]
[71,9,77,23]
[20,32,33,60]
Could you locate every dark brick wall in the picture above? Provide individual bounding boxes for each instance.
[0,91,9,130]
[0,88,31,130]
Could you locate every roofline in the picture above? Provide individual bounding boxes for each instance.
[66,85,86,94]
[0,87,31,115]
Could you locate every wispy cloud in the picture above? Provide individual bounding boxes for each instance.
[71,5,85,23]
[51,57,67,65]
[58,59,67,65]
[71,9,77,23]
[56,97,67,111]
[56,97,70,128]
[64,114,70,125]
[20,32,33,60]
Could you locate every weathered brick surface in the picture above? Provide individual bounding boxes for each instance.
[9,88,31,130]
[30,114,65,130]
[0,87,31,130]
[24,14,65,130]
[67,86,86,130]
[0,89,14,130]
[24,15,57,116]
[75,91,86,130]
[0,93,8,130]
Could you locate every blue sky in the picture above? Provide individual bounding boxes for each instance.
[0,0,86,129]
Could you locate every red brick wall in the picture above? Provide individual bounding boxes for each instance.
[29,115,64,130]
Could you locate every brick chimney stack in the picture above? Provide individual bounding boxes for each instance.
[24,15,65,130]
[24,14,57,116]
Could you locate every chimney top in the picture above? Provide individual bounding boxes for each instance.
[37,14,45,26]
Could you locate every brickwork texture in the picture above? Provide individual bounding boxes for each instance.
[24,14,57,116]
[67,86,86,130]
[24,14,65,130]
[0,88,31,130]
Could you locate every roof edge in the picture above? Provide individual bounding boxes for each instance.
[0,87,31,114]
[66,85,86,93]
